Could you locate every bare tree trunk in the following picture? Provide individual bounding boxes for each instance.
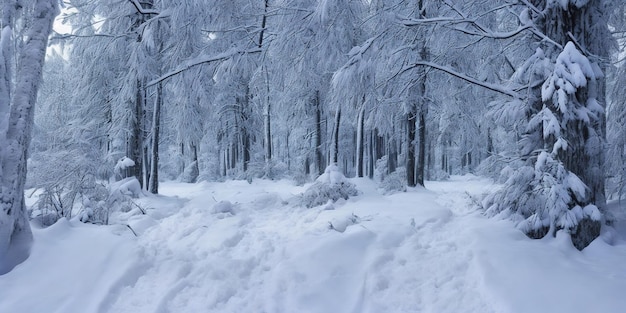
[387,134,397,174]
[331,105,341,164]
[406,108,416,187]
[263,71,272,173]
[356,105,365,177]
[149,82,162,194]
[313,91,324,175]
[128,78,145,185]
[417,110,426,186]
[368,129,375,178]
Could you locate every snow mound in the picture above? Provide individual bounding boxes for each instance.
[301,164,359,208]
[212,200,236,215]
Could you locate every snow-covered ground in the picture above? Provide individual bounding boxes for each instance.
[2,175,626,313]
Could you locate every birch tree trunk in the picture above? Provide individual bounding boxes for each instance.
[0,0,58,274]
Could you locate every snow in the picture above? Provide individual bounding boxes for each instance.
[2,175,626,313]
[114,157,136,173]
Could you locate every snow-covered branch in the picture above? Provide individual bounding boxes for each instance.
[146,48,262,87]
[400,8,562,50]
[128,0,158,15]
[51,33,130,41]
[398,16,468,26]
[404,61,519,98]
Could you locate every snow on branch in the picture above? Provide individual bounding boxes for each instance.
[398,15,467,26]
[399,11,562,50]
[404,61,519,98]
[128,0,159,15]
[146,48,262,87]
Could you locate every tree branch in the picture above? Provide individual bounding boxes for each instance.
[128,0,158,15]
[146,48,262,87]
[403,61,519,98]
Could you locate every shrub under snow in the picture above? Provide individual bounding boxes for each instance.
[301,164,359,208]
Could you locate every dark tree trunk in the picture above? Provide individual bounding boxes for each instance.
[368,129,375,179]
[531,0,609,249]
[387,135,397,174]
[406,108,417,187]
[417,111,426,186]
[356,106,365,177]
[314,91,324,175]
[129,78,145,186]
[149,82,162,194]
[331,105,341,164]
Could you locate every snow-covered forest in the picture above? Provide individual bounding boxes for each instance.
[2,0,626,312]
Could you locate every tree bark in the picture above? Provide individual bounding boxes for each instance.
[314,91,324,175]
[417,110,426,186]
[368,129,375,178]
[356,105,365,177]
[0,0,58,274]
[331,105,341,164]
[406,108,416,187]
[148,82,162,194]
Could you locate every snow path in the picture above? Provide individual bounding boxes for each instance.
[101,177,498,313]
[3,176,626,313]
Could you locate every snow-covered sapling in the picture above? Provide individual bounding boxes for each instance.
[301,164,359,208]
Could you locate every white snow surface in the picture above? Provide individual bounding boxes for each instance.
[2,175,626,313]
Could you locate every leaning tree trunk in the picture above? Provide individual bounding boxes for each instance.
[0,0,58,274]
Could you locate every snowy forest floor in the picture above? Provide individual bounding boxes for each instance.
[2,175,626,313]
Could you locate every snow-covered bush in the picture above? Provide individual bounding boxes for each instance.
[380,167,407,194]
[374,156,388,182]
[211,200,238,219]
[114,157,136,180]
[27,149,107,226]
[181,160,200,183]
[328,213,361,233]
[484,147,603,247]
[301,164,359,208]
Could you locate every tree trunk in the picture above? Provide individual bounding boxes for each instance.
[0,0,58,274]
[535,0,609,249]
[407,0,428,187]
[331,105,341,164]
[263,71,272,174]
[313,91,324,175]
[406,107,416,187]
[356,105,365,177]
[260,1,271,177]
[387,134,397,174]
[149,82,162,194]
[368,129,375,178]
[188,143,199,183]
[129,78,145,185]
[417,110,426,186]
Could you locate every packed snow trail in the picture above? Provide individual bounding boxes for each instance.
[101,177,497,313]
[2,176,626,313]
